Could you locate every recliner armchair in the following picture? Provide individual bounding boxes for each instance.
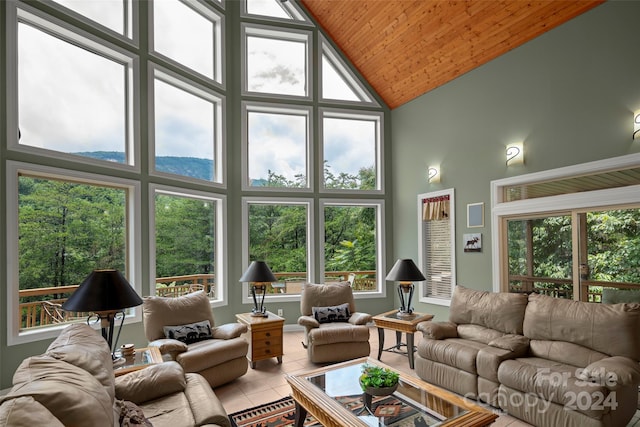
[298,282,372,363]
[143,290,249,388]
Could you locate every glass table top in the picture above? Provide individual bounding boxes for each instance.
[304,361,469,426]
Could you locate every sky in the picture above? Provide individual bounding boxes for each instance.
[16,0,376,181]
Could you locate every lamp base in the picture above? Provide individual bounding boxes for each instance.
[396,310,415,318]
[251,310,268,317]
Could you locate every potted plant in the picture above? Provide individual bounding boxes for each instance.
[359,364,400,396]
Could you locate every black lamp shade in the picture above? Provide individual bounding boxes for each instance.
[239,261,277,283]
[62,269,142,313]
[385,259,426,282]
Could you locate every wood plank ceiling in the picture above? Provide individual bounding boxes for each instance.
[300,0,605,109]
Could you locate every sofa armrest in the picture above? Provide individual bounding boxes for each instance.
[148,339,188,359]
[349,312,372,325]
[115,361,186,405]
[578,356,640,389]
[488,334,530,353]
[417,321,458,340]
[298,315,320,329]
[183,373,231,427]
[212,323,247,340]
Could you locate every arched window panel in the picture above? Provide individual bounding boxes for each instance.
[320,38,379,106]
[243,0,310,23]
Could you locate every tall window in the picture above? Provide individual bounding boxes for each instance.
[322,111,381,191]
[152,188,224,302]
[243,199,312,297]
[418,189,456,305]
[243,103,311,189]
[321,201,383,292]
[6,162,140,344]
[152,68,223,184]
[15,11,134,165]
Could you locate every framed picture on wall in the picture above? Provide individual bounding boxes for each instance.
[463,233,482,252]
[467,202,484,228]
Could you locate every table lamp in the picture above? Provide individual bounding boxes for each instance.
[385,259,426,318]
[62,269,142,362]
[240,261,277,317]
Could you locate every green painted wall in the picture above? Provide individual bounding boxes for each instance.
[391,0,640,322]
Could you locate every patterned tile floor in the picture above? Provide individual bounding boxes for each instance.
[215,326,640,426]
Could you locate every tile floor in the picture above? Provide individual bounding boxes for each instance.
[215,326,640,426]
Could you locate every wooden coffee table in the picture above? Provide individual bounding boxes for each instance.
[286,357,497,427]
[372,309,434,369]
[113,346,163,377]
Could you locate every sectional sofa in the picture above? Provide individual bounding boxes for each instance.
[416,285,640,427]
[0,323,230,427]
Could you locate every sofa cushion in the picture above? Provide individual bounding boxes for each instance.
[176,338,248,373]
[488,334,530,353]
[312,303,350,323]
[163,320,213,344]
[417,338,487,374]
[0,396,65,427]
[143,291,216,342]
[530,340,608,368]
[308,323,369,345]
[115,361,186,405]
[498,357,613,419]
[457,324,504,344]
[449,285,528,335]
[45,323,115,402]
[300,283,355,317]
[523,293,640,360]
[7,355,114,426]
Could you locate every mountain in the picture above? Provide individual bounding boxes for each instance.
[75,151,214,181]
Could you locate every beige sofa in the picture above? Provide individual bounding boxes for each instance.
[416,285,640,427]
[0,324,230,427]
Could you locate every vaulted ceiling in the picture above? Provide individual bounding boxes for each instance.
[300,0,605,109]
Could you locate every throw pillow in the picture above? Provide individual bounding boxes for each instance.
[163,320,212,344]
[312,303,350,323]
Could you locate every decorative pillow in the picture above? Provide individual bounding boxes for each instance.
[312,303,350,323]
[163,320,212,344]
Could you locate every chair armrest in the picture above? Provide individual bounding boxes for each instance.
[298,315,319,329]
[417,321,458,339]
[578,356,640,389]
[349,312,372,325]
[148,338,188,359]
[115,361,186,404]
[212,323,247,340]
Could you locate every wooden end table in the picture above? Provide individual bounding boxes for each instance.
[372,309,434,369]
[113,346,163,377]
[236,311,284,368]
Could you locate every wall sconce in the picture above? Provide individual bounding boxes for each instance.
[633,111,640,140]
[427,166,440,183]
[506,142,524,166]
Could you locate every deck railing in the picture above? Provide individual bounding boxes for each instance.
[18,270,377,329]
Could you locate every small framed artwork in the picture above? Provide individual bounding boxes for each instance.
[463,233,482,252]
[467,202,484,228]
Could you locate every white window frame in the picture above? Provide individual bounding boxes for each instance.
[6,2,140,173]
[241,23,312,100]
[149,65,226,187]
[148,0,225,87]
[6,161,142,346]
[241,101,313,192]
[319,36,378,107]
[241,197,314,304]
[149,184,227,307]
[319,108,384,194]
[417,188,456,306]
[319,199,386,299]
[491,152,640,293]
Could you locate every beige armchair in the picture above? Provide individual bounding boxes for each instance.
[298,282,372,363]
[143,290,249,388]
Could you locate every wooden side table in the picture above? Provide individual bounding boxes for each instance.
[113,346,163,377]
[236,311,285,368]
[372,310,434,369]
